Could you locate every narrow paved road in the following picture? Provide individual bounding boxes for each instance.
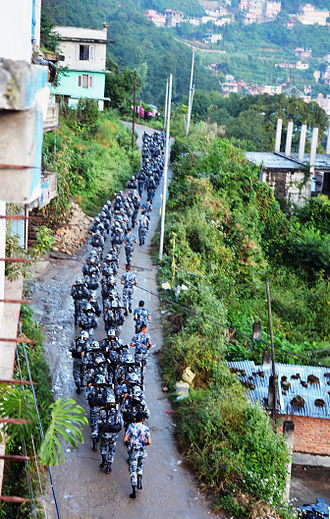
[31,123,218,519]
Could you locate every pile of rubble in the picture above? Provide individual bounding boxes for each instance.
[52,203,93,256]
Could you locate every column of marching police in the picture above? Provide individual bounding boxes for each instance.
[69,130,166,499]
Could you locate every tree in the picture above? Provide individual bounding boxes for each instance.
[105,58,142,112]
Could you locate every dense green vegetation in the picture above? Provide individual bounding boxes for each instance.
[157,120,329,516]
[191,92,329,151]
[43,104,141,216]
[0,305,53,519]
[45,0,218,105]
[140,0,205,16]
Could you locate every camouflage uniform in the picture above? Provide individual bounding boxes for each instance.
[138,214,149,246]
[125,422,151,487]
[124,232,137,265]
[121,271,137,314]
[98,406,123,471]
[133,306,150,334]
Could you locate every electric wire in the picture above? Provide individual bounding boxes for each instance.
[134,282,314,364]
[18,323,62,519]
[14,346,36,515]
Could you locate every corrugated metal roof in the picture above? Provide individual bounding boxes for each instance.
[227,360,330,420]
[245,152,301,170]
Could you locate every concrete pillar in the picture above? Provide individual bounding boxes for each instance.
[310,127,319,171]
[274,118,282,153]
[298,124,307,161]
[262,350,271,370]
[326,121,330,155]
[283,420,295,502]
[285,120,294,157]
[0,201,6,319]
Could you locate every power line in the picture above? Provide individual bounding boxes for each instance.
[18,323,62,519]
[135,283,314,364]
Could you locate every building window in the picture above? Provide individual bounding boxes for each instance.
[77,74,94,88]
[78,45,95,61]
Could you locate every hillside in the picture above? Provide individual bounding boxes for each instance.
[46,0,219,105]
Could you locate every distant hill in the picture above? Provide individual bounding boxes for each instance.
[140,0,205,17]
[47,0,219,105]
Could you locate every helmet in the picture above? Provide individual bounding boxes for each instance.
[81,330,89,340]
[95,374,106,385]
[107,328,116,338]
[83,302,93,313]
[75,278,83,285]
[108,275,116,284]
[106,393,116,405]
[90,250,97,256]
[90,340,100,351]
[111,299,119,308]
[94,217,100,223]
[132,385,142,398]
[127,372,139,384]
[95,353,106,365]
[122,353,134,365]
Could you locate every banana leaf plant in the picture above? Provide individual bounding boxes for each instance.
[0,385,88,466]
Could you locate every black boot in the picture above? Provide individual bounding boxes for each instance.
[124,309,128,316]
[75,384,81,394]
[129,486,137,499]
[105,462,112,474]
[92,439,97,452]
[99,456,106,469]
[137,475,143,490]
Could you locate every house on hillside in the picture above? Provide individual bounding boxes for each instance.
[51,24,110,110]
[228,360,330,466]
[245,119,330,205]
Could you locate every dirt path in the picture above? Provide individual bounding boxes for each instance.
[31,123,218,519]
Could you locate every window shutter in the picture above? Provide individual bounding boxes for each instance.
[89,75,93,88]
[90,46,95,61]
[77,75,82,87]
[75,44,79,60]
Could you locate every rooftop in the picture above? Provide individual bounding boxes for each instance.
[245,151,301,170]
[228,360,330,419]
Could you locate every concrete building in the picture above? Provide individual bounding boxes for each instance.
[297,3,329,25]
[0,0,59,496]
[51,24,110,110]
[164,9,184,27]
[144,9,166,27]
[265,0,281,19]
[228,361,330,466]
[245,119,330,206]
[203,33,223,44]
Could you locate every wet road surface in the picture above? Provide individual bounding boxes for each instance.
[31,124,218,519]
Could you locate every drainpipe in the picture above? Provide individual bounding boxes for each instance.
[310,127,318,173]
[326,121,330,155]
[31,0,37,44]
[298,124,307,162]
[285,120,293,157]
[274,118,282,153]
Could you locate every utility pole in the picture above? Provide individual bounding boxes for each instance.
[132,71,136,150]
[266,279,277,428]
[159,73,172,261]
[163,78,169,132]
[186,50,195,138]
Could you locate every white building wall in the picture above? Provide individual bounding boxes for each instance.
[58,40,106,72]
[0,201,5,319]
[0,0,32,61]
[55,25,107,41]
